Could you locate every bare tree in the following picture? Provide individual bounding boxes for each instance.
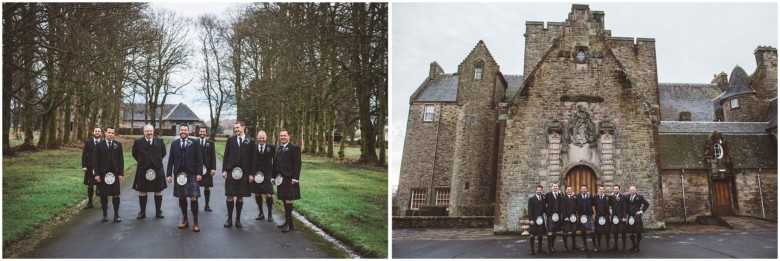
[198,14,234,140]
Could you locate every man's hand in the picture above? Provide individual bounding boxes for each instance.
[118,176,123,181]
[167,176,173,184]
[292,179,299,185]
[270,179,275,184]
[196,175,202,182]
[248,175,254,183]
[95,176,101,183]
[530,220,535,225]
[210,170,216,176]
[82,167,87,171]
[222,171,227,179]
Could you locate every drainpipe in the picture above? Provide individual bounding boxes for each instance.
[681,169,688,223]
[429,104,442,206]
[758,168,766,219]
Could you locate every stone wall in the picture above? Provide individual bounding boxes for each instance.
[396,102,460,214]
[752,47,778,105]
[722,94,762,122]
[734,169,777,220]
[660,169,711,223]
[392,216,494,229]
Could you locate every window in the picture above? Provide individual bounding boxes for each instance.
[423,104,435,122]
[577,51,586,62]
[714,143,724,159]
[435,188,451,207]
[410,189,426,210]
[474,67,483,80]
[469,116,477,125]
[730,98,739,108]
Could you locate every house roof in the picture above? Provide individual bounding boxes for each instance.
[659,121,770,134]
[123,103,201,122]
[503,74,524,103]
[658,83,721,121]
[414,74,459,102]
[763,97,777,130]
[715,66,756,103]
[659,133,777,169]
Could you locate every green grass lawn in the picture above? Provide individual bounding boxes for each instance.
[2,144,138,245]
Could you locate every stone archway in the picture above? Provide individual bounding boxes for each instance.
[564,165,597,194]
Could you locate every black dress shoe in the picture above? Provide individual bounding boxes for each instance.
[224,220,233,227]
[204,205,213,212]
[277,222,287,229]
[633,246,640,252]
[256,214,265,220]
[155,212,164,219]
[84,204,94,209]
[101,216,108,222]
[267,216,274,222]
[113,217,122,223]
[235,220,243,228]
[289,223,295,230]
[547,248,553,255]
[282,225,292,232]
[137,212,146,219]
[537,248,548,254]
[529,250,535,255]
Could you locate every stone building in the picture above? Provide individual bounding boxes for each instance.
[121,102,205,132]
[395,4,777,233]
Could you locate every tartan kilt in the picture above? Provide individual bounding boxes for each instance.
[595,215,611,233]
[132,168,167,192]
[251,178,274,195]
[277,176,301,200]
[546,213,563,232]
[529,217,547,235]
[563,219,579,233]
[579,215,595,231]
[610,215,626,233]
[626,215,644,233]
[96,172,121,197]
[198,172,214,187]
[83,169,96,185]
[224,168,250,197]
[173,173,201,198]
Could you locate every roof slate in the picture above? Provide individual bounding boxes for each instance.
[503,74,524,102]
[123,103,200,122]
[414,74,459,102]
[659,121,770,134]
[658,83,721,121]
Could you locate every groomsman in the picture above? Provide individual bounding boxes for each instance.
[81,126,102,209]
[562,186,578,251]
[576,185,595,257]
[545,183,564,254]
[251,130,276,222]
[593,185,611,252]
[222,121,254,228]
[93,127,124,223]
[272,129,301,232]
[610,185,628,251]
[627,186,650,252]
[166,125,204,232]
[527,185,547,255]
[197,126,217,212]
[132,125,167,219]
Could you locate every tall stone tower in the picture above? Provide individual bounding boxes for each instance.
[719,66,759,122]
[448,41,505,216]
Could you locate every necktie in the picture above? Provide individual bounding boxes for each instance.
[239,137,243,147]
[201,139,204,147]
[631,195,635,201]
[148,139,152,146]
[108,141,112,149]
[554,192,557,199]
[260,145,264,154]
[181,139,186,149]
[94,140,98,146]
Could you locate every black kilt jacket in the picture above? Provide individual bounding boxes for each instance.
[545,191,564,232]
[274,142,301,200]
[132,137,167,192]
[610,193,629,233]
[594,194,611,233]
[81,138,101,185]
[197,138,217,187]
[627,194,650,233]
[222,135,253,197]
[250,143,275,195]
[527,194,547,235]
[94,140,124,196]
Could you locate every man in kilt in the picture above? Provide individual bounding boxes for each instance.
[93,127,124,223]
[627,186,650,252]
[562,186,579,251]
[575,185,595,257]
[251,130,276,222]
[271,129,301,232]
[197,126,217,212]
[610,184,628,251]
[166,125,204,232]
[132,125,167,219]
[527,185,547,255]
[593,185,611,252]
[81,126,101,209]
[544,183,564,254]
[222,121,254,228]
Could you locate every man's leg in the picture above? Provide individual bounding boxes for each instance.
[154,191,164,218]
[529,235,536,255]
[191,196,200,232]
[111,196,121,222]
[178,197,188,228]
[204,187,212,211]
[282,199,294,232]
[85,182,94,209]
[265,194,274,222]
[100,196,109,222]
[634,233,642,252]
[224,197,234,227]
[137,192,147,219]
[255,194,265,220]
[235,197,244,228]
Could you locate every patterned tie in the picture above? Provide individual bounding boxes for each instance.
[181,139,186,149]
[148,139,152,146]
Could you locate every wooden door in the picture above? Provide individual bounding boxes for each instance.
[711,179,734,216]
[565,165,597,195]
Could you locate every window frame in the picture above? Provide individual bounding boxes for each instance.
[714,143,724,159]
[730,98,739,109]
[435,188,451,207]
[469,116,477,125]
[423,104,435,122]
[410,189,426,210]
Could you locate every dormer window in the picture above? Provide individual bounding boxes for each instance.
[730,98,739,108]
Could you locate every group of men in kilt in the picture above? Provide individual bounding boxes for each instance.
[527,183,650,256]
[80,121,302,233]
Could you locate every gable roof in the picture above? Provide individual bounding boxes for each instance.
[658,83,721,121]
[123,103,201,122]
[413,74,459,102]
[163,103,201,121]
[503,74,524,103]
[763,97,778,129]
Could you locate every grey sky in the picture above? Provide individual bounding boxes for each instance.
[389,2,778,191]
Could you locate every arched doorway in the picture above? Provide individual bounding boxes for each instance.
[565,165,597,194]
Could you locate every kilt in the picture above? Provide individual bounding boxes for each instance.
[546,213,563,232]
[96,172,121,196]
[610,215,626,233]
[529,216,547,235]
[595,215,611,233]
[563,214,579,233]
[198,171,214,187]
[579,215,595,231]
[224,167,250,197]
[251,175,274,195]
[83,169,96,185]
[132,168,167,192]
[173,173,201,198]
[626,215,644,233]
[277,176,301,200]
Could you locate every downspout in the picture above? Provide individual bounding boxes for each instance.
[681,169,688,223]
[429,104,442,206]
[758,168,766,219]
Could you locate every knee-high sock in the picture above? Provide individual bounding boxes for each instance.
[613,234,619,248]
[530,236,535,252]
[622,234,627,249]
[284,203,293,225]
[255,195,263,212]
[563,235,569,249]
[179,198,187,218]
[101,196,108,216]
[536,236,544,249]
[139,195,147,213]
[226,200,234,219]
[630,234,636,246]
[570,234,576,247]
[111,197,120,216]
[548,235,555,249]
[204,189,211,205]
[191,199,199,223]
[594,234,600,248]
[636,233,642,246]
[590,233,596,248]
[235,201,243,219]
[605,233,610,248]
[265,196,273,216]
[154,195,163,214]
[581,231,588,248]
[87,185,94,203]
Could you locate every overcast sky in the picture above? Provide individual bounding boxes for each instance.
[388,2,778,192]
